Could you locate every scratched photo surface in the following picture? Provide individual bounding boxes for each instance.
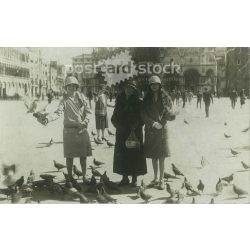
[0,47,249,204]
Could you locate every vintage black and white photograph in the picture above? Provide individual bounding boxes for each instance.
[0,47,249,204]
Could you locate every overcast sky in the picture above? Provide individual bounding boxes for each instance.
[41,47,93,65]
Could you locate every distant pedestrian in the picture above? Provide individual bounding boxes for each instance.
[171,90,176,104]
[86,89,93,109]
[47,89,54,104]
[230,89,238,109]
[203,88,213,117]
[175,90,181,106]
[95,83,109,142]
[197,90,202,108]
[181,90,187,108]
[239,89,246,108]
[187,91,193,104]
[109,90,113,103]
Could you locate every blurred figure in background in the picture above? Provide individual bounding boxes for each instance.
[197,90,202,109]
[239,89,246,108]
[203,88,213,117]
[230,89,238,109]
[95,83,109,142]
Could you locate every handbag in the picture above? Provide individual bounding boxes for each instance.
[125,130,140,149]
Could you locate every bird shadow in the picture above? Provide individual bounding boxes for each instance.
[151,196,169,202]
[44,170,61,174]
[236,169,250,173]
[38,142,63,145]
[235,146,250,151]
[223,196,247,201]
[127,195,140,200]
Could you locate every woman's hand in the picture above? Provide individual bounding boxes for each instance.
[152,122,162,129]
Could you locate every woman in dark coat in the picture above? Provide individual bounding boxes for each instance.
[111,81,147,187]
[141,75,176,190]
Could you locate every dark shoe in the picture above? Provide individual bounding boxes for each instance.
[131,176,137,187]
[118,177,130,186]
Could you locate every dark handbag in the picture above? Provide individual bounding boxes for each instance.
[125,130,140,149]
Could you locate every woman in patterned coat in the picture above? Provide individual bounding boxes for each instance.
[42,76,92,183]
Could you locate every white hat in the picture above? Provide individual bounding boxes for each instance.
[65,76,79,87]
[149,75,161,85]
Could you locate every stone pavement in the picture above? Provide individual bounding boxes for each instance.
[0,97,249,203]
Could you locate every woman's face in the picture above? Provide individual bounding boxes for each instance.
[66,84,77,95]
[125,85,135,97]
[150,83,160,92]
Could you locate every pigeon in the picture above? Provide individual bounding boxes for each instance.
[104,180,120,192]
[233,185,248,198]
[0,187,16,199]
[183,178,196,193]
[164,172,179,181]
[20,184,33,197]
[101,187,117,203]
[96,189,109,203]
[241,161,250,170]
[26,170,35,184]
[176,190,185,202]
[230,148,239,156]
[32,179,48,189]
[224,133,232,138]
[201,156,208,168]
[47,138,54,147]
[107,141,115,147]
[26,99,38,113]
[197,180,205,193]
[100,171,109,183]
[40,174,56,181]
[184,119,189,125]
[89,166,102,177]
[242,127,250,133]
[210,198,215,204]
[94,137,103,145]
[93,158,104,167]
[108,129,114,136]
[192,197,195,204]
[171,163,184,177]
[91,130,96,137]
[216,178,223,193]
[2,164,16,176]
[221,174,234,184]
[138,188,152,203]
[75,192,89,203]
[73,165,83,179]
[166,183,177,198]
[15,176,25,189]
[11,192,22,204]
[53,160,66,171]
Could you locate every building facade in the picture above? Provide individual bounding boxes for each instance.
[0,47,30,99]
[226,47,250,96]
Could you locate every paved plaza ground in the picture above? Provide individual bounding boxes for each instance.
[0,97,249,203]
